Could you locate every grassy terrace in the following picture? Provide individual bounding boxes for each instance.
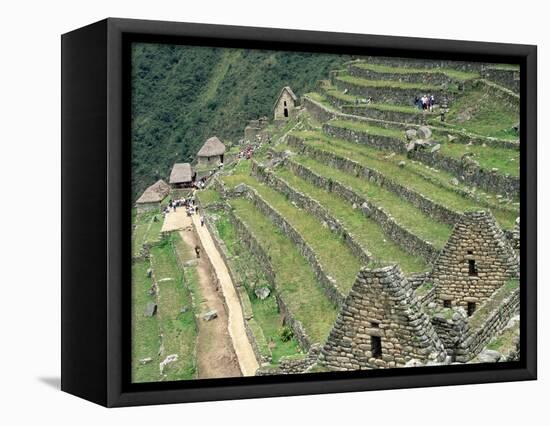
[353,63,480,81]
[131,259,161,383]
[336,74,443,91]
[132,210,165,256]
[291,131,517,229]
[320,81,359,103]
[439,142,519,177]
[354,103,423,114]
[468,279,519,330]
[196,189,222,207]
[436,85,520,141]
[223,163,362,294]
[215,211,302,363]
[150,236,197,381]
[229,197,338,343]
[329,119,405,139]
[288,154,453,249]
[328,119,520,178]
[274,167,429,273]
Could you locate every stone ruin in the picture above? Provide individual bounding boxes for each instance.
[257,210,520,375]
[431,211,519,311]
[244,116,270,143]
[319,265,448,370]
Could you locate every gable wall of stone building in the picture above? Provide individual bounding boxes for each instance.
[274,90,296,120]
[319,265,447,371]
[431,211,519,309]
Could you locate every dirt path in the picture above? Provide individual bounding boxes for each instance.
[192,213,260,376]
[177,217,241,379]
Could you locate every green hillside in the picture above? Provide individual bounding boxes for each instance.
[131,43,349,199]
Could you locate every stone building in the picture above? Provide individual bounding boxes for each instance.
[244,116,269,143]
[431,211,519,314]
[169,163,194,189]
[135,179,170,213]
[319,265,447,371]
[273,86,298,121]
[197,136,226,167]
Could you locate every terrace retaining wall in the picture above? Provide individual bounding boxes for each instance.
[286,158,439,263]
[252,160,371,265]
[287,134,463,227]
[323,123,520,198]
[244,186,347,307]
[348,64,460,86]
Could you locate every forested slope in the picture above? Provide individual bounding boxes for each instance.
[131,43,348,199]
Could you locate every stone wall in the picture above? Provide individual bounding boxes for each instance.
[481,67,520,94]
[286,158,439,263]
[302,96,337,122]
[274,89,297,121]
[323,123,520,198]
[251,160,371,265]
[334,78,452,106]
[225,204,313,351]
[287,134,463,227]
[354,56,488,72]
[349,64,459,86]
[455,287,520,362]
[431,211,519,309]
[243,185,347,307]
[319,265,447,370]
[342,105,428,125]
[477,79,520,113]
[430,307,469,358]
[256,344,321,375]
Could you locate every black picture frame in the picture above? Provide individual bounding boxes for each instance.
[61,17,537,407]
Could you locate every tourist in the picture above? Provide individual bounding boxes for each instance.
[194,245,201,259]
[429,94,435,112]
[200,216,205,227]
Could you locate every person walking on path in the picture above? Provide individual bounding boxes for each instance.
[200,216,205,227]
[195,245,201,259]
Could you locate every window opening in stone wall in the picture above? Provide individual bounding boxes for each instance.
[371,321,379,328]
[467,302,476,316]
[443,299,451,308]
[371,336,382,358]
[283,100,287,106]
[468,259,478,276]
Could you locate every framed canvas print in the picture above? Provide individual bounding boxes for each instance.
[61,18,537,407]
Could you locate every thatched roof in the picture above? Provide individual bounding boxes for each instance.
[169,163,194,184]
[273,86,298,111]
[136,179,171,204]
[197,136,226,157]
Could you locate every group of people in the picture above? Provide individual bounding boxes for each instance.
[237,144,255,160]
[414,94,436,111]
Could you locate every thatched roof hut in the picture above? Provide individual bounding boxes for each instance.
[169,163,194,185]
[136,179,170,204]
[197,136,226,158]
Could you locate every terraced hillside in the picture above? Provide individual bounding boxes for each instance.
[133,55,521,380]
[197,56,520,372]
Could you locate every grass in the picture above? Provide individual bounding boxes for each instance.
[214,210,302,363]
[337,74,442,91]
[353,62,480,81]
[132,211,165,256]
[329,118,519,178]
[320,81,358,103]
[223,163,362,294]
[439,142,519,177]
[229,197,338,343]
[305,92,339,112]
[131,259,161,383]
[468,279,519,330]
[356,103,423,114]
[289,155,453,249]
[290,130,518,229]
[329,119,405,139]
[196,189,222,206]
[149,236,197,381]
[275,167,429,273]
[414,281,433,297]
[440,85,519,140]
[486,320,519,354]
